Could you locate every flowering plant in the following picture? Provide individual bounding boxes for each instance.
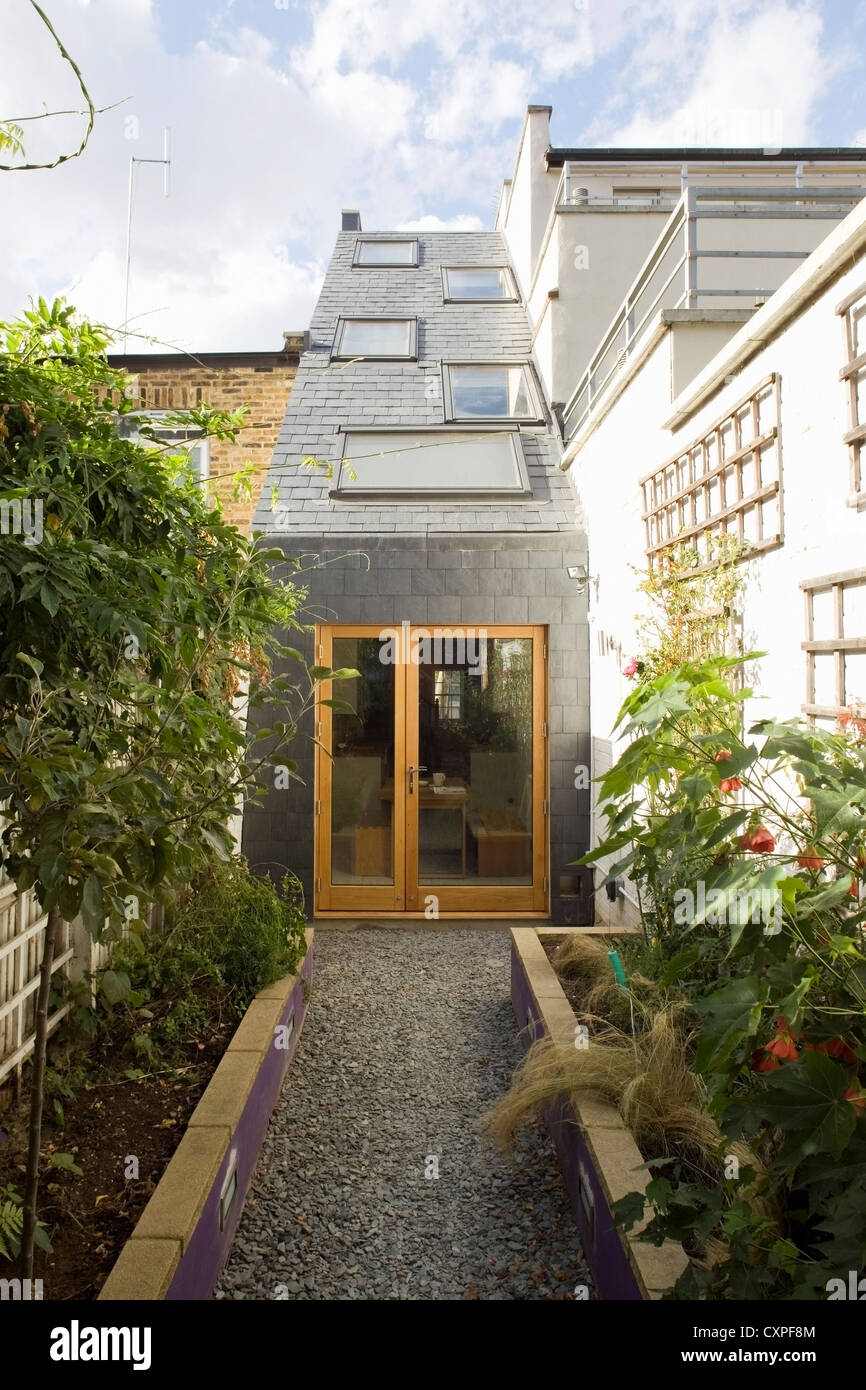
[581,654,866,1299]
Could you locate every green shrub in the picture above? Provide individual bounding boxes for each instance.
[170,859,307,1009]
[95,859,307,1063]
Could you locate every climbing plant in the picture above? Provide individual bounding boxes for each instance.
[627,536,748,684]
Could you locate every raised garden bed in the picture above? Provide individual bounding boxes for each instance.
[0,1027,235,1299]
[510,927,688,1300]
[98,929,313,1300]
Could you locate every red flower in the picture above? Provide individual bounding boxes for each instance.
[714,749,732,762]
[852,879,861,901]
[741,826,776,854]
[622,657,638,678]
[765,1034,799,1061]
[751,1050,780,1073]
[719,777,743,795]
[752,1018,801,1070]
[805,1038,857,1066]
[842,1086,866,1110]
[797,850,824,871]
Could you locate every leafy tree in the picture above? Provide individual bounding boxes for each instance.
[0,298,352,1273]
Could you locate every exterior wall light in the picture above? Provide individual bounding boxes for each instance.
[566,563,588,594]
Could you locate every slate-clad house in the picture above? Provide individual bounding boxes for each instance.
[245,216,592,923]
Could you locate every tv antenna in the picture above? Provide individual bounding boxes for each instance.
[121,127,171,353]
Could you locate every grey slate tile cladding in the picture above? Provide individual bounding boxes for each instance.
[244,230,592,925]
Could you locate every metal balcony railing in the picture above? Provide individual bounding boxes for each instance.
[560,184,866,444]
[560,166,679,213]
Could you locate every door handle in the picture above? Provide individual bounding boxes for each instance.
[408,765,428,794]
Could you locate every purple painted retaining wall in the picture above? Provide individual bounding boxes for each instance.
[166,945,314,1300]
[511,942,644,1301]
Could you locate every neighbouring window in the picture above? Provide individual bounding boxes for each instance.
[435,668,462,721]
[641,374,782,571]
[802,567,866,726]
[333,429,530,496]
[836,280,866,506]
[118,411,209,484]
[353,239,418,267]
[443,364,542,421]
[331,318,417,360]
[442,267,517,302]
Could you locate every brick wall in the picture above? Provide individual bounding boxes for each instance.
[110,352,299,531]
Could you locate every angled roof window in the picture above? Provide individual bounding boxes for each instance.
[444,364,543,422]
[353,239,418,266]
[442,266,518,302]
[333,429,531,497]
[331,317,417,360]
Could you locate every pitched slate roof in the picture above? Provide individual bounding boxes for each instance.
[253,230,580,536]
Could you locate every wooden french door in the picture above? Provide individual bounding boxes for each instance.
[314,624,548,915]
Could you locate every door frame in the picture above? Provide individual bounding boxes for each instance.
[313,623,549,917]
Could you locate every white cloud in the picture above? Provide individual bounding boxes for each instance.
[396,213,485,230]
[0,0,861,351]
[595,2,830,147]
[426,55,532,143]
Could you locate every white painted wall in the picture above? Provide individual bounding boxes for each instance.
[498,107,559,302]
[567,238,866,924]
[552,210,673,406]
[499,119,866,925]
[670,318,752,397]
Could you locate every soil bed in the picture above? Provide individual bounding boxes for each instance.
[541,938,588,1016]
[0,1015,237,1300]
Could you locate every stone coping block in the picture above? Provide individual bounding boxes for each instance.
[94,1238,181,1303]
[99,930,314,1301]
[510,926,689,1300]
[132,1125,231,1250]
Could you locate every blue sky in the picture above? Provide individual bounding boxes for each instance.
[1,0,865,350]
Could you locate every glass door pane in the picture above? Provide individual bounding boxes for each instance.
[417,635,534,886]
[329,636,395,886]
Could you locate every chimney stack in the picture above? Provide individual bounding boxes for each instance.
[341,208,362,231]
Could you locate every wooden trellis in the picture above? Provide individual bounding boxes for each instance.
[641,374,783,571]
[0,867,122,1093]
[836,280,866,506]
[0,877,71,1093]
[801,566,866,725]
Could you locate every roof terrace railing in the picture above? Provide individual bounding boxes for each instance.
[560,184,866,445]
[560,165,679,212]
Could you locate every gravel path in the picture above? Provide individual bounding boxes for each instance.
[216,928,593,1301]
